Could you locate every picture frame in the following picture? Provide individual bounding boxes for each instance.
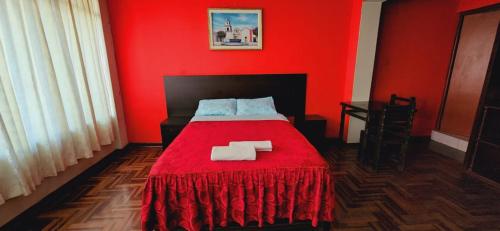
[208,8,262,50]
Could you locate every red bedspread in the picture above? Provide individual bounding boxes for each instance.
[141,120,334,231]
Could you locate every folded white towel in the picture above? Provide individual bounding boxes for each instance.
[211,142,256,161]
[229,141,272,152]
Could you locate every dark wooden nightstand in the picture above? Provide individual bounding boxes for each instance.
[160,116,190,149]
[298,114,327,150]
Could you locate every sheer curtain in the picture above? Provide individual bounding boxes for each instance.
[0,0,120,204]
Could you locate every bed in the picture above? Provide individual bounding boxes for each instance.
[141,74,334,231]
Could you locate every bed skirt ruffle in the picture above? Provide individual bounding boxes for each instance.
[141,167,334,231]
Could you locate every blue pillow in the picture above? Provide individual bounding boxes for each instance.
[195,98,237,116]
[237,97,278,116]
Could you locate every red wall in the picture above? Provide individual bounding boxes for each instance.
[107,0,362,142]
[370,0,460,136]
[371,0,500,137]
[458,0,500,12]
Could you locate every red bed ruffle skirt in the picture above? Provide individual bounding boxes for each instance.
[141,167,334,231]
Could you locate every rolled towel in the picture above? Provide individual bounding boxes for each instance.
[211,142,256,161]
[229,140,272,152]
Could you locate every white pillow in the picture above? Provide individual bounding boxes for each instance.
[195,98,237,116]
[236,97,278,116]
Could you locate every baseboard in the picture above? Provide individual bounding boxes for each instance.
[0,145,128,230]
[431,130,468,152]
[428,140,465,163]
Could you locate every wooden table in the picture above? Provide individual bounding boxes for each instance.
[339,101,385,143]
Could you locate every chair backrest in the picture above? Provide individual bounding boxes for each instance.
[384,105,415,123]
[366,104,416,136]
[380,104,417,137]
[365,95,417,136]
[386,95,417,133]
[390,94,416,108]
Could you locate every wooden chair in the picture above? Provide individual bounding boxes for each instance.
[389,94,416,107]
[359,95,416,171]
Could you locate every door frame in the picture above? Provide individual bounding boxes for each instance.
[435,4,500,168]
[436,4,500,133]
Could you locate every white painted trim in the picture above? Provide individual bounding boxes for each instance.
[431,130,469,152]
[346,1,384,143]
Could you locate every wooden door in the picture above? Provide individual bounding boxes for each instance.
[468,24,500,183]
[440,10,500,138]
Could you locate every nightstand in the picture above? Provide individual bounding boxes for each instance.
[298,114,327,150]
[160,116,190,149]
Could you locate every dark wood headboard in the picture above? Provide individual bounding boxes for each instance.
[164,74,307,123]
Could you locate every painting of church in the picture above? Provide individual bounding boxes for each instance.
[216,19,257,44]
[209,9,262,50]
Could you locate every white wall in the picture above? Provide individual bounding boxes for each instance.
[347,0,385,143]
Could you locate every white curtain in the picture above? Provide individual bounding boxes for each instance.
[0,0,119,204]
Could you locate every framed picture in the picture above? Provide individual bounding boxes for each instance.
[208,9,262,50]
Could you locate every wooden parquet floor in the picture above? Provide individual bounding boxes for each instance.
[3,144,500,231]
